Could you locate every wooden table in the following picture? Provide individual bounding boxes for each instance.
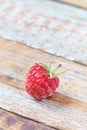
[0,0,87,130]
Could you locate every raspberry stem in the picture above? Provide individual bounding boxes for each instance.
[51,64,62,74]
[48,64,62,78]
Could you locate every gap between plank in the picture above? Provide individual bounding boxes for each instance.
[0,36,87,68]
[0,108,60,130]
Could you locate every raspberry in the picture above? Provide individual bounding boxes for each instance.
[25,63,61,100]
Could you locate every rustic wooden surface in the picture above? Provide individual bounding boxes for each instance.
[0,0,87,130]
[0,109,54,130]
[0,38,87,130]
[58,0,87,8]
[0,0,87,65]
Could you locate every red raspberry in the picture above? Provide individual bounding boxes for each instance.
[25,63,61,100]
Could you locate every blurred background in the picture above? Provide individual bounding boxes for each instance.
[0,0,87,64]
[0,0,87,65]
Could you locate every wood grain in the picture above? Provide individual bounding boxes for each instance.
[58,0,87,8]
[0,38,87,130]
[0,0,87,65]
[0,109,54,130]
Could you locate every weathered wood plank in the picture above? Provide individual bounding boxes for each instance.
[1,74,87,112]
[0,38,87,102]
[0,82,87,130]
[0,0,87,65]
[0,109,54,130]
[0,38,87,130]
[58,0,87,8]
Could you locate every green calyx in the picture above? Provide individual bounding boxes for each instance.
[39,63,62,78]
[47,64,62,78]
